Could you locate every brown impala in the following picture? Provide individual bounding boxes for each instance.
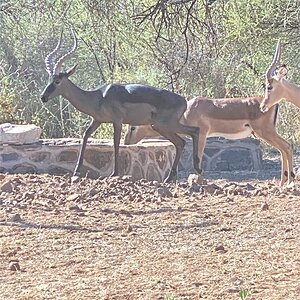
[125,42,298,187]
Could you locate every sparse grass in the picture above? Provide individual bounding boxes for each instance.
[239,289,249,299]
[164,294,177,300]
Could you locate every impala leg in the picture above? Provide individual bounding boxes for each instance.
[283,141,294,185]
[152,125,185,182]
[111,122,123,177]
[73,120,101,176]
[173,123,202,174]
[290,151,295,183]
[197,131,209,173]
[254,128,293,186]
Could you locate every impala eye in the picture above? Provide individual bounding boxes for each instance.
[131,127,136,131]
[267,84,273,91]
[54,79,60,85]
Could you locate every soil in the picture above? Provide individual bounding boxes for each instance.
[0,172,300,300]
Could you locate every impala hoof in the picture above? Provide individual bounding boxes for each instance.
[164,170,177,183]
[194,167,203,175]
[73,171,81,176]
[109,172,119,177]
[164,177,175,183]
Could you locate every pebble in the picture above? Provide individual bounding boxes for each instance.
[8,213,22,222]
[261,202,269,211]
[66,193,81,202]
[0,181,13,193]
[156,186,173,198]
[215,244,226,252]
[9,260,21,271]
[187,174,205,185]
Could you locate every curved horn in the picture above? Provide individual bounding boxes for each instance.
[266,40,281,80]
[44,30,63,76]
[53,29,78,75]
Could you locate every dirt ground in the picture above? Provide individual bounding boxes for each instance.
[1,172,300,300]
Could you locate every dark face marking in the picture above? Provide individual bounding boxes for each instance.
[40,74,64,103]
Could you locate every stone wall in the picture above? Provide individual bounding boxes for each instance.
[179,137,262,175]
[0,139,174,182]
[0,137,263,182]
[138,137,262,177]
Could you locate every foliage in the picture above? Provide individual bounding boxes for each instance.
[239,288,249,299]
[1,0,300,142]
[164,293,177,300]
[0,71,21,124]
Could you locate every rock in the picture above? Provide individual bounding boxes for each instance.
[88,187,98,197]
[187,174,205,185]
[189,183,203,193]
[39,199,54,207]
[292,190,300,196]
[47,194,56,201]
[233,187,247,195]
[225,196,234,202]
[245,183,256,191]
[204,183,221,194]
[125,225,133,233]
[0,180,13,193]
[68,204,83,212]
[261,202,269,211]
[253,189,265,197]
[60,182,68,188]
[177,181,188,189]
[108,182,117,188]
[220,227,232,232]
[9,260,20,271]
[66,193,81,202]
[156,186,173,198]
[278,193,287,199]
[138,178,148,184]
[215,244,226,253]
[23,191,35,200]
[121,175,133,182]
[71,176,81,184]
[0,123,41,144]
[226,186,236,195]
[8,213,22,222]
[214,189,225,196]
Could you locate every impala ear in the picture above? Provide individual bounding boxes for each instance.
[276,64,287,79]
[66,64,78,77]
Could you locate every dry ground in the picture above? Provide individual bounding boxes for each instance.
[0,173,300,300]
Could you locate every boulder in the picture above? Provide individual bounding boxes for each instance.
[0,123,41,144]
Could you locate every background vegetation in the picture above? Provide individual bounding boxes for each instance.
[1,0,300,145]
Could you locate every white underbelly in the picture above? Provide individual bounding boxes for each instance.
[208,127,253,140]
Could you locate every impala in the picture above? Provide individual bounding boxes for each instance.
[40,30,201,182]
[125,41,297,186]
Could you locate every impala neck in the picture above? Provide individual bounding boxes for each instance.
[60,79,100,115]
[282,79,300,109]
